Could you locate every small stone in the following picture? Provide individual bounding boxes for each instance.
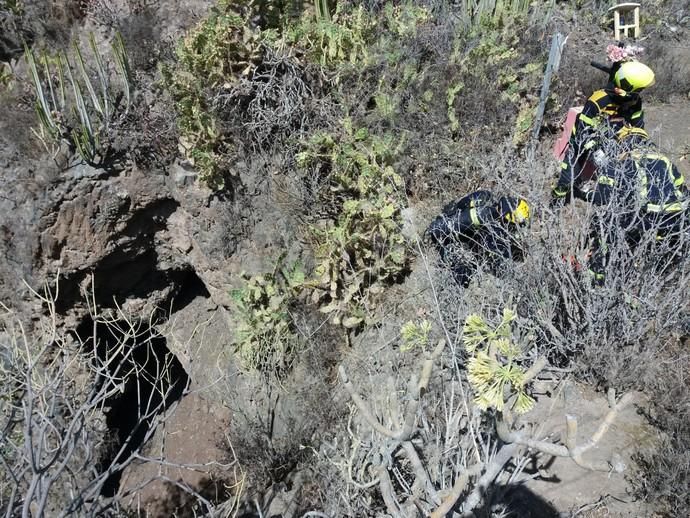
[174,170,198,187]
[610,453,626,473]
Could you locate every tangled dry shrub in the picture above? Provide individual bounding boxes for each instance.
[108,76,180,169]
[0,291,116,516]
[310,291,638,516]
[1,0,85,54]
[417,143,690,515]
[112,2,169,72]
[211,44,313,152]
[221,320,344,515]
[0,277,240,516]
[425,143,690,387]
[632,355,690,517]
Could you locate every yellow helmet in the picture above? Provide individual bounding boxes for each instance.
[613,61,655,93]
[499,197,530,225]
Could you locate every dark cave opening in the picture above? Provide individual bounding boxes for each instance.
[170,268,211,313]
[75,317,190,498]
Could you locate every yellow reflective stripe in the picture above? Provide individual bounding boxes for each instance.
[469,207,481,226]
[664,202,683,212]
[560,162,568,170]
[663,157,684,191]
[598,175,615,186]
[646,202,684,213]
[579,114,597,127]
[631,110,643,119]
[553,186,568,197]
[630,151,688,212]
[590,90,608,103]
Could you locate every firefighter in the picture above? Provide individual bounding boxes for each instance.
[553,61,656,203]
[426,191,530,287]
[586,127,688,283]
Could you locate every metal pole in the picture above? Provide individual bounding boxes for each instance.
[531,32,566,145]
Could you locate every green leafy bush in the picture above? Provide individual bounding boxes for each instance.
[163,0,323,189]
[283,3,374,68]
[446,23,544,143]
[163,1,435,188]
[162,1,266,189]
[229,123,412,349]
[282,1,430,70]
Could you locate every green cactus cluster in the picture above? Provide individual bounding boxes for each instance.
[297,122,410,329]
[26,32,132,165]
[161,1,267,189]
[230,257,305,373]
[284,3,373,67]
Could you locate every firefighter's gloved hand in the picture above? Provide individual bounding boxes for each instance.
[592,149,608,168]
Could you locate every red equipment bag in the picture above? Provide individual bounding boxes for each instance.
[553,107,596,182]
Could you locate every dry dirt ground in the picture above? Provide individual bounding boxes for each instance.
[646,102,690,178]
[522,382,658,517]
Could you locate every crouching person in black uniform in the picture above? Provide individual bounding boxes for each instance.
[585,127,688,284]
[426,191,531,287]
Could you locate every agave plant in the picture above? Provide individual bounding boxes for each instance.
[400,319,432,352]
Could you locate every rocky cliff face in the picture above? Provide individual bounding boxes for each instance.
[0,153,295,320]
